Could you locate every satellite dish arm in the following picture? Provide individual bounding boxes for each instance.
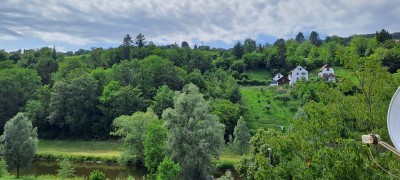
[362,134,400,157]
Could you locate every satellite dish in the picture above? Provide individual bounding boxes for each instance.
[388,87,400,151]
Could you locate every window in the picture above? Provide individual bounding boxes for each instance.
[301,72,306,75]
[299,68,302,70]
[297,72,299,75]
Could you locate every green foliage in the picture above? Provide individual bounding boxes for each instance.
[204,69,241,103]
[111,110,158,165]
[309,31,322,46]
[0,158,8,178]
[0,113,38,178]
[144,119,168,174]
[243,38,257,54]
[57,158,75,179]
[156,156,180,180]
[0,67,41,133]
[216,170,234,180]
[211,99,241,141]
[163,84,225,180]
[232,117,251,155]
[48,71,99,138]
[89,170,105,180]
[376,29,391,43]
[99,81,148,120]
[295,32,305,43]
[151,85,175,117]
[232,41,244,59]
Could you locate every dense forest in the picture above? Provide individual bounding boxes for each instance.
[1,29,400,179]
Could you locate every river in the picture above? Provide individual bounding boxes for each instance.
[15,160,240,179]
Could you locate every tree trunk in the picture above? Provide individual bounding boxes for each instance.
[17,165,19,178]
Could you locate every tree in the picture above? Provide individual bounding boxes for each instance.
[0,50,8,61]
[135,33,146,48]
[122,34,133,60]
[243,38,257,54]
[0,113,38,178]
[99,81,148,121]
[144,119,168,175]
[309,31,322,46]
[162,84,225,180]
[48,71,99,138]
[35,57,58,84]
[211,99,241,141]
[295,32,305,43]
[0,68,41,133]
[181,41,190,48]
[156,156,180,180]
[151,85,175,117]
[376,29,391,43]
[111,110,158,165]
[232,41,244,59]
[232,117,251,155]
[57,158,75,179]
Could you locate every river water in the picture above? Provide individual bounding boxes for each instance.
[16,160,146,179]
[15,160,240,179]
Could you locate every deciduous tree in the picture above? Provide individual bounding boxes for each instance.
[0,113,38,178]
[162,84,225,180]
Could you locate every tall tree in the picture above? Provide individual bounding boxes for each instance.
[295,32,305,43]
[135,33,146,48]
[376,29,391,43]
[151,85,175,117]
[181,41,190,48]
[309,31,322,46]
[144,119,168,175]
[232,116,251,155]
[48,71,99,138]
[0,113,38,178]
[111,110,157,165]
[243,38,257,54]
[162,84,225,180]
[122,34,133,60]
[232,41,244,59]
[0,68,41,133]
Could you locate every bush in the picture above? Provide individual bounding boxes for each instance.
[0,158,8,178]
[57,158,75,179]
[89,170,105,180]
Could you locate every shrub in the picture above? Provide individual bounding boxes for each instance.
[57,158,75,179]
[89,170,105,180]
[0,158,8,178]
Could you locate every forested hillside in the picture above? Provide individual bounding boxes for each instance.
[1,29,400,179]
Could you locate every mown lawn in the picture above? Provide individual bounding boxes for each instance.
[240,86,299,132]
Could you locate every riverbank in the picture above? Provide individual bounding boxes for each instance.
[36,140,241,168]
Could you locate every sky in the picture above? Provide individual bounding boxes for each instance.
[0,0,399,52]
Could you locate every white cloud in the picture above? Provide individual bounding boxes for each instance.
[0,0,399,49]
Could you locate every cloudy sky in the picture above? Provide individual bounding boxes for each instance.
[0,0,399,52]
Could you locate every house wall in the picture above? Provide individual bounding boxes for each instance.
[318,68,335,77]
[289,66,308,85]
[272,73,283,81]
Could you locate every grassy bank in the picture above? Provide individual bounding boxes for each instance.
[37,140,241,165]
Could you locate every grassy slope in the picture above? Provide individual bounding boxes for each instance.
[240,86,298,132]
[246,69,272,81]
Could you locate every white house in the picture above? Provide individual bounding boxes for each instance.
[272,73,283,81]
[288,66,308,85]
[318,64,335,82]
[270,73,289,86]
